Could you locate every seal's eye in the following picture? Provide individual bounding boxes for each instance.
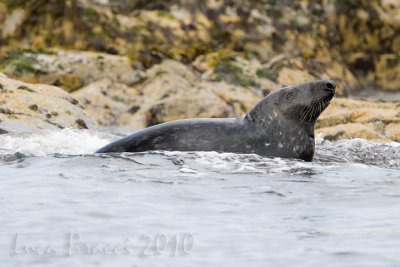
[286,92,294,100]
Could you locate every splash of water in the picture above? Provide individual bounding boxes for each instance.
[0,128,116,156]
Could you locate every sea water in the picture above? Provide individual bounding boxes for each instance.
[0,129,399,267]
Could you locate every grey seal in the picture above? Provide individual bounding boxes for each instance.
[97,80,336,161]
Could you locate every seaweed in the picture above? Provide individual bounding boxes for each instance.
[2,52,48,76]
[215,57,259,88]
[256,68,279,82]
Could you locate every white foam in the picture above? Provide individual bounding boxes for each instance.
[179,165,198,174]
[0,129,116,156]
[1,128,399,171]
[314,138,400,169]
[389,141,400,148]
[315,134,325,145]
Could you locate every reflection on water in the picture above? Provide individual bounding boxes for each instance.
[0,130,399,266]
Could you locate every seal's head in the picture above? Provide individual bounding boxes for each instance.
[246,80,336,161]
[248,80,336,125]
[275,80,336,124]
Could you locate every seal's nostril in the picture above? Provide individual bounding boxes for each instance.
[326,81,336,90]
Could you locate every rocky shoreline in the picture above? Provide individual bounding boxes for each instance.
[1,55,399,142]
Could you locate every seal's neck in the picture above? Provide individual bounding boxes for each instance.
[246,107,315,134]
[244,109,316,161]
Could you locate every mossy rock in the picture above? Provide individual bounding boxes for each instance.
[1,52,48,77]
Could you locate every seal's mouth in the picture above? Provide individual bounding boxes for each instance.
[323,91,335,103]
[300,95,332,123]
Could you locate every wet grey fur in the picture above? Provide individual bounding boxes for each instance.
[97,80,336,161]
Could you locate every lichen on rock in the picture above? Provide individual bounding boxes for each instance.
[0,75,95,133]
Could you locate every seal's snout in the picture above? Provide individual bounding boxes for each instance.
[325,80,336,91]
